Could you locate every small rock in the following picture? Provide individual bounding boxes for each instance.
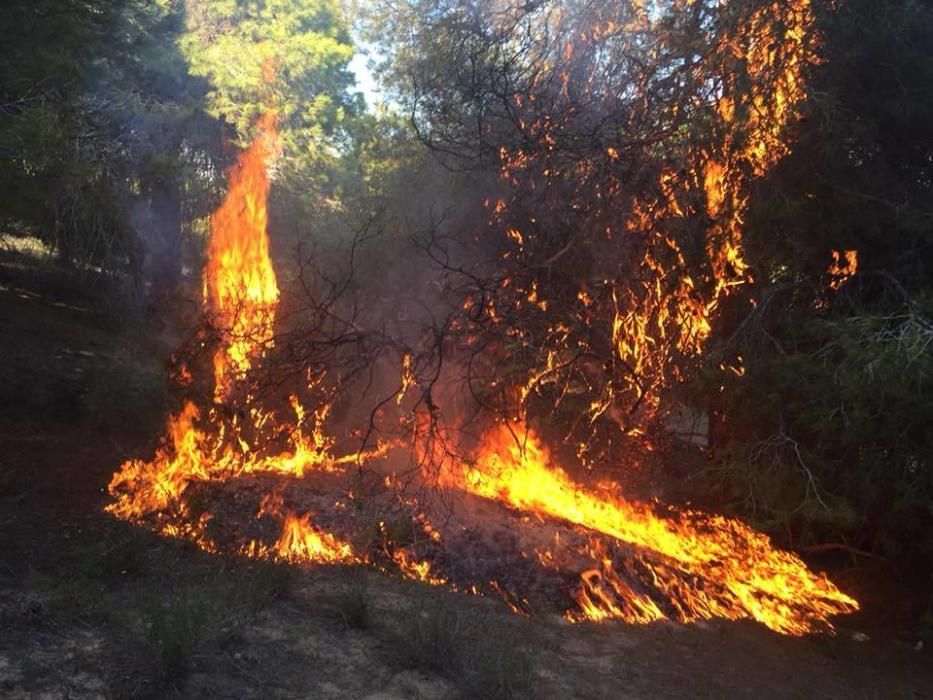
[851,631,870,642]
[915,640,923,652]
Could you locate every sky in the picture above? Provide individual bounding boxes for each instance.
[349,45,384,109]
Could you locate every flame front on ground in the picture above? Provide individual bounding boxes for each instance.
[276,512,358,564]
[107,401,206,520]
[440,423,858,635]
[106,112,358,562]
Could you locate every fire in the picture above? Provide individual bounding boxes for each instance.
[104,4,861,640]
[275,512,359,564]
[438,423,857,635]
[106,112,363,560]
[476,0,832,446]
[107,401,206,520]
[106,394,347,521]
[204,110,280,400]
[609,0,819,421]
[392,549,447,585]
[827,249,858,291]
[574,552,665,625]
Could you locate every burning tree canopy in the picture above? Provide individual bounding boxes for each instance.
[361,0,823,460]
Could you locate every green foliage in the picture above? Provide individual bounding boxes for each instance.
[0,0,206,289]
[706,305,933,556]
[0,0,364,297]
[742,0,933,288]
[393,597,533,700]
[336,110,421,203]
[703,0,933,567]
[182,0,361,187]
[335,581,371,630]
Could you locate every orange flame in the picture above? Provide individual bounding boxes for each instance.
[574,544,665,625]
[106,113,367,554]
[607,0,817,420]
[204,111,281,400]
[106,6,860,638]
[106,401,207,520]
[827,249,858,291]
[392,549,447,585]
[275,512,359,564]
[438,423,857,635]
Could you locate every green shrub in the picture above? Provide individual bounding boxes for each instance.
[702,307,933,565]
[393,597,532,700]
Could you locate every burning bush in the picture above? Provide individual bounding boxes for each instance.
[98,0,933,640]
[102,98,860,626]
[361,0,823,466]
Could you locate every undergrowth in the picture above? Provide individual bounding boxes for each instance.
[391,594,533,700]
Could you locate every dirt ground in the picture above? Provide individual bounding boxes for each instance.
[1,251,931,699]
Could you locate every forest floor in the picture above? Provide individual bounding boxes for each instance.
[1,249,931,700]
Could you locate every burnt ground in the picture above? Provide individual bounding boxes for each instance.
[0,249,931,700]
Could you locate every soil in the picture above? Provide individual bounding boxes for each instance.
[1,251,930,699]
